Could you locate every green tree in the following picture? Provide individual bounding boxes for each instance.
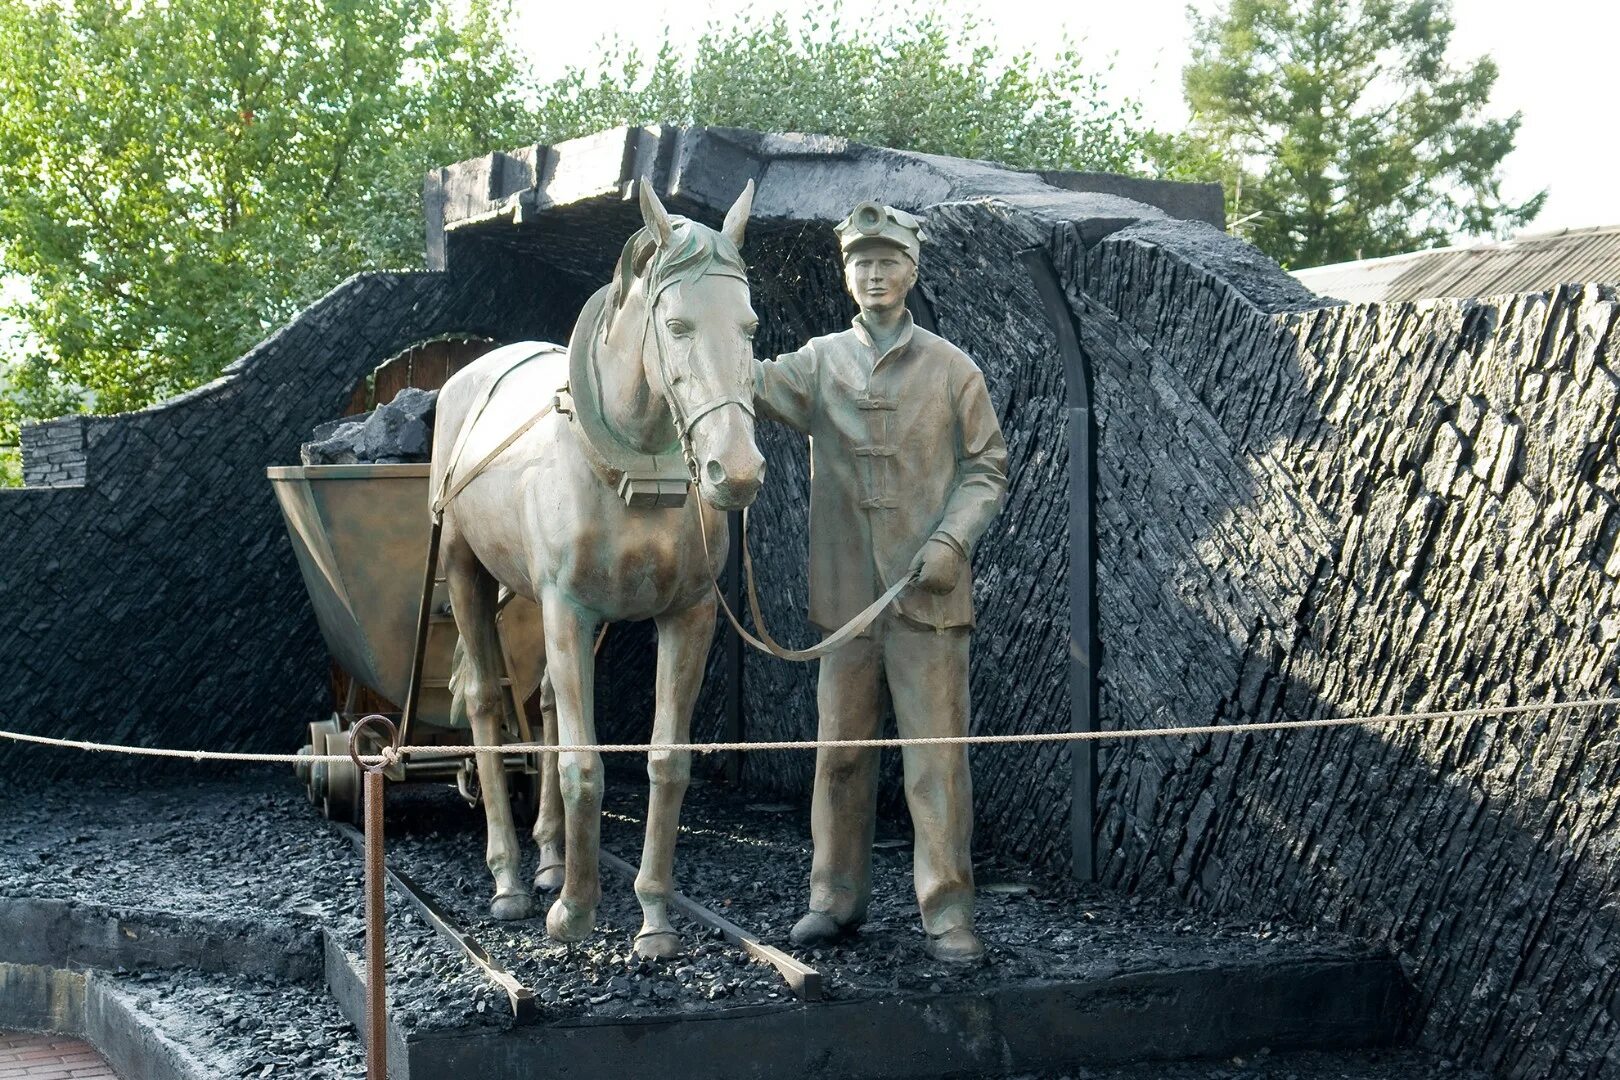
[0,0,537,418]
[1183,0,1545,268]
[531,4,1153,175]
[1,0,1177,486]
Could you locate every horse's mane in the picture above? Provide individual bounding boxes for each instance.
[604,217,748,331]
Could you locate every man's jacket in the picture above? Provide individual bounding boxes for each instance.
[754,310,1009,631]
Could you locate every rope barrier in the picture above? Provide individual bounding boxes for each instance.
[2,696,1615,766]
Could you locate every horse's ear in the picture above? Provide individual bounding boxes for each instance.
[722,179,754,247]
[639,177,672,247]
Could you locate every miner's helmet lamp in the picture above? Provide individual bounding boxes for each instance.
[836,202,924,264]
[851,202,888,235]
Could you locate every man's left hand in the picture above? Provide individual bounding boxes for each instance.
[908,539,964,594]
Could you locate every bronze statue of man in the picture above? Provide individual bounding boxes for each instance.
[754,202,1008,963]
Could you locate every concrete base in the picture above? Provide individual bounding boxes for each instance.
[323,932,1409,1080]
[0,896,322,984]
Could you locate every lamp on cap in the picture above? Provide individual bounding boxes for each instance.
[836,202,924,263]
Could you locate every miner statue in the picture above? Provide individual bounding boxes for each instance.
[754,202,1009,963]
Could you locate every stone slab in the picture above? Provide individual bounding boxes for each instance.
[322,929,1407,1080]
[0,898,322,986]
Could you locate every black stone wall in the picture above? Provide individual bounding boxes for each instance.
[1061,227,1620,1079]
[0,263,578,777]
[19,417,87,488]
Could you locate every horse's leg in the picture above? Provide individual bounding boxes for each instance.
[634,595,716,959]
[445,534,531,920]
[541,590,602,942]
[532,669,566,892]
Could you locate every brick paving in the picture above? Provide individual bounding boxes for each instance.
[0,1031,118,1079]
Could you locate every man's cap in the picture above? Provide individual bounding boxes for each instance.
[836,202,924,263]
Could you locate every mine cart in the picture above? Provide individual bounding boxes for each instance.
[268,462,544,822]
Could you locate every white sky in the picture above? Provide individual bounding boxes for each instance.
[508,0,1619,233]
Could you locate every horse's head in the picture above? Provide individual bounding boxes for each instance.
[608,180,765,511]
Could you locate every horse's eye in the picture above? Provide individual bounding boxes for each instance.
[665,319,693,338]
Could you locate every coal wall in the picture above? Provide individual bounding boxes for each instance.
[1068,228,1620,1079]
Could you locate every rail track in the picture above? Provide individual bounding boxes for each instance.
[333,823,821,1020]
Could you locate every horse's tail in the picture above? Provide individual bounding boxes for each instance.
[447,637,471,730]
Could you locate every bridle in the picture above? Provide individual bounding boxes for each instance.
[634,268,756,481]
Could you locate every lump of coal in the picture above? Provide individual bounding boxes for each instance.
[301,387,438,465]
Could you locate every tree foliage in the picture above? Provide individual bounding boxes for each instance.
[1184,0,1544,268]
[532,4,1152,176]
[0,0,1162,479]
[0,0,536,417]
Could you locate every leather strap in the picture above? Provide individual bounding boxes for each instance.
[432,345,562,518]
[433,400,555,517]
[696,503,913,662]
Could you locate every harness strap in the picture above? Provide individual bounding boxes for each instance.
[433,400,555,517]
[432,345,563,517]
[695,502,913,662]
[675,394,755,442]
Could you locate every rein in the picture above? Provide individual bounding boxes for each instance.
[695,502,915,662]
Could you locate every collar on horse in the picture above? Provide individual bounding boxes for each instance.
[562,286,691,507]
[564,268,753,509]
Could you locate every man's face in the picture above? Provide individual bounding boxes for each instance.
[844,245,917,316]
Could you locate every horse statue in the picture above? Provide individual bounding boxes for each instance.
[430,180,764,959]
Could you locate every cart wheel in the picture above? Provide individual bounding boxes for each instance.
[321,727,363,824]
[295,744,315,791]
[304,717,340,806]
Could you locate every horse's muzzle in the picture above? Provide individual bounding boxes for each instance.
[701,451,765,510]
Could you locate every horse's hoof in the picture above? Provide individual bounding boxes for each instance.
[546,898,596,943]
[534,863,564,893]
[634,929,682,961]
[490,890,533,921]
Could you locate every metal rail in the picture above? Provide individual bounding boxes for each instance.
[599,847,823,1001]
[334,822,540,1023]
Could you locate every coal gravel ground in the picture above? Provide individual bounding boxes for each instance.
[594,770,1385,1000]
[380,782,797,1028]
[0,769,360,931]
[0,771,1486,1078]
[327,880,506,1037]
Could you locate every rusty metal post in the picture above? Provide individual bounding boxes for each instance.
[364,768,386,1078]
[350,714,398,1080]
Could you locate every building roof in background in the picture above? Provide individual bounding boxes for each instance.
[1291,224,1620,303]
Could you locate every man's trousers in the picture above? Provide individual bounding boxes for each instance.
[807,614,974,936]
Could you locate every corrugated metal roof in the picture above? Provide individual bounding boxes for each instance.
[1291,225,1620,303]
